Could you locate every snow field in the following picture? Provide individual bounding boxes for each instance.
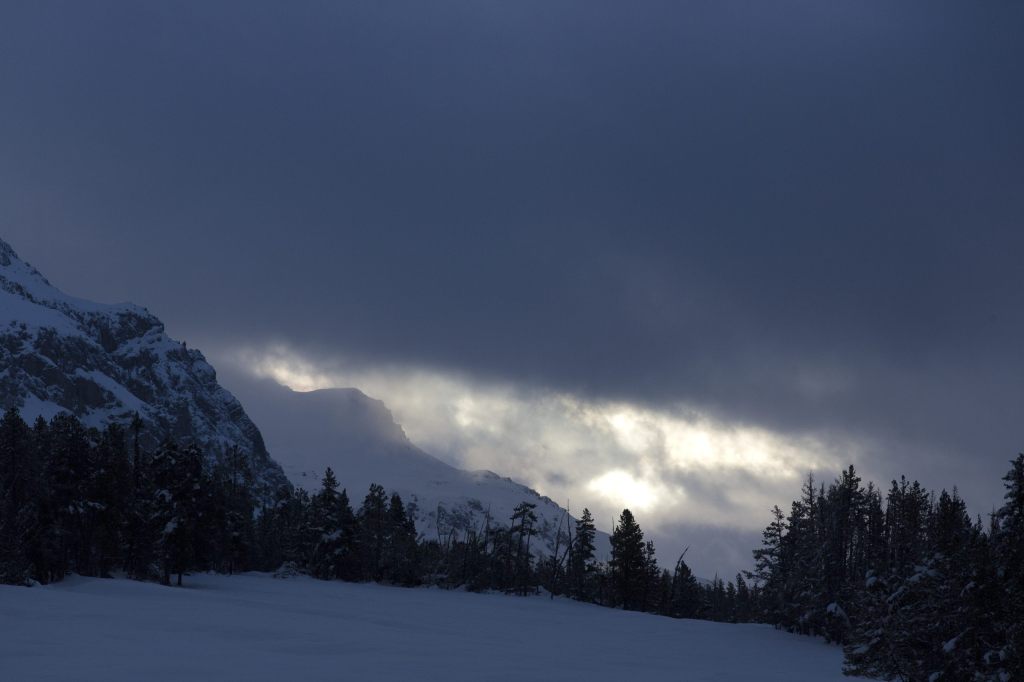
[0,572,860,681]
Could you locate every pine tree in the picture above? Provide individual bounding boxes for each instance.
[259,486,313,571]
[151,441,203,586]
[734,573,752,622]
[218,446,255,574]
[88,424,131,577]
[640,539,660,612]
[358,483,389,582]
[782,475,824,636]
[609,508,646,610]
[508,501,538,595]
[30,415,61,583]
[383,493,418,585]
[818,466,864,642]
[569,508,597,601]
[655,569,674,616]
[45,414,94,577]
[842,566,896,679]
[994,454,1024,678]
[885,476,930,576]
[335,488,360,580]
[123,413,157,580]
[750,504,787,623]
[309,468,344,580]
[921,489,978,680]
[0,409,39,584]
[669,551,702,618]
[959,518,1004,678]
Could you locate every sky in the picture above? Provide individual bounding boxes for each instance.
[2,2,1023,576]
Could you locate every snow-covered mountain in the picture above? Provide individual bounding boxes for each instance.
[0,238,289,500]
[0,236,597,556]
[224,373,606,557]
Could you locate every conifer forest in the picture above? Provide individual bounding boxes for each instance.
[2,407,1022,680]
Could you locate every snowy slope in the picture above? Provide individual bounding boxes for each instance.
[0,237,288,499]
[0,573,860,682]
[227,374,608,557]
[0,235,598,555]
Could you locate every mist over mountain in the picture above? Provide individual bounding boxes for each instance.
[220,370,608,557]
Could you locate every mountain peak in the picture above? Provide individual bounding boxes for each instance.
[0,237,18,265]
[0,236,51,288]
[0,236,289,500]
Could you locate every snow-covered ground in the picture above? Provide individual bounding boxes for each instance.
[0,573,859,681]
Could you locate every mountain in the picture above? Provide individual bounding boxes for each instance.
[0,236,597,557]
[0,237,289,500]
[222,371,606,557]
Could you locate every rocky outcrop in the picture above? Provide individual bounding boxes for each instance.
[0,237,289,501]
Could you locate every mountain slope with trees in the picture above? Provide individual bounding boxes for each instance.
[0,238,288,501]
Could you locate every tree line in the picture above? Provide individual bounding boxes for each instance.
[0,409,719,617]
[5,408,1022,678]
[745,460,1024,680]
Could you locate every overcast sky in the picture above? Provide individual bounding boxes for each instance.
[2,2,1023,576]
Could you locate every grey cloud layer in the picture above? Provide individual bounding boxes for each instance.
[2,2,1023,532]
[219,348,850,577]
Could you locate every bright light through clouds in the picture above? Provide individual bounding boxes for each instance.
[233,344,859,543]
[587,469,662,512]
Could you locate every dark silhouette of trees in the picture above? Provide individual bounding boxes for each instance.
[4,408,1024,681]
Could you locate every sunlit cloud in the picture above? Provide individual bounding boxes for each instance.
[587,469,663,512]
[231,344,860,551]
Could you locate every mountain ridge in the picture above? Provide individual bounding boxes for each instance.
[0,237,289,500]
[0,236,601,557]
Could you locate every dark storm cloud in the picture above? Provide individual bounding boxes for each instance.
[2,2,1023,508]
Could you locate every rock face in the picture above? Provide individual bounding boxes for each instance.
[0,238,289,500]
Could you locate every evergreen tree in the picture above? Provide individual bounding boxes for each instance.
[669,551,702,618]
[734,573,752,622]
[569,508,597,601]
[217,446,256,574]
[383,493,418,585]
[335,488,360,580]
[29,415,61,583]
[994,453,1024,678]
[151,441,203,586]
[508,501,538,595]
[358,483,389,581]
[257,486,313,571]
[818,466,864,642]
[309,468,345,580]
[842,566,896,679]
[123,413,157,580]
[45,414,93,578]
[959,518,1005,678]
[750,504,787,624]
[0,409,39,584]
[609,508,646,610]
[640,539,661,612]
[782,475,824,636]
[88,424,130,577]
